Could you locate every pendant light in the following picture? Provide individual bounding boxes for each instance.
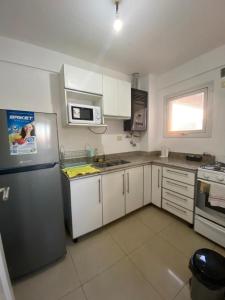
[113,0,123,32]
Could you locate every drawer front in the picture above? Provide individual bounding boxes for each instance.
[163,189,194,211]
[162,199,193,224]
[163,178,194,198]
[194,215,225,248]
[163,167,195,185]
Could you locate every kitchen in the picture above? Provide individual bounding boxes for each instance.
[1,1,225,300]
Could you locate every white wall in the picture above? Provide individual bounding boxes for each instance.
[149,44,225,160]
[0,36,140,155]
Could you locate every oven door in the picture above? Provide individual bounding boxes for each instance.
[196,179,225,227]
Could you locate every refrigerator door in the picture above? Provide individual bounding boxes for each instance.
[0,235,15,300]
[0,164,66,280]
[0,110,59,170]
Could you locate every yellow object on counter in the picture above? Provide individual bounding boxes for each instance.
[62,164,101,178]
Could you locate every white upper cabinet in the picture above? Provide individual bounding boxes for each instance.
[103,75,131,118]
[63,64,103,95]
[117,79,131,118]
[103,75,117,116]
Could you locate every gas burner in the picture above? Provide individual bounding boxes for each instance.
[200,162,225,172]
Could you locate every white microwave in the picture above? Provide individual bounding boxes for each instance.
[68,103,101,125]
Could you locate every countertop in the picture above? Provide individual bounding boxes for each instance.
[62,152,204,181]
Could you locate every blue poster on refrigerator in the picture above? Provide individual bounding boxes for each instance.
[7,110,37,155]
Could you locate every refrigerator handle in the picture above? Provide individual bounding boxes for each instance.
[0,187,10,202]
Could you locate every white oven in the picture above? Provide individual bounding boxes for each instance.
[195,168,225,248]
[68,103,101,125]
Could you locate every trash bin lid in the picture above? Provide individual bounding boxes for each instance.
[190,248,225,289]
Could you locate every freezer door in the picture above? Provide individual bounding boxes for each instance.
[0,164,66,280]
[0,110,59,170]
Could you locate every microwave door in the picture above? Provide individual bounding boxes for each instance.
[71,106,94,122]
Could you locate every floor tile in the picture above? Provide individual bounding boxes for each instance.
[83,257,162,300]
[213,244,225,257]
[60,287,86,300]
[13,254,80,300]
[174,283,191,300]
[68,231,125,284]
[107,214,155,254]
[130,235,190,300]
[136,205,176,233]
[159,219,216,258]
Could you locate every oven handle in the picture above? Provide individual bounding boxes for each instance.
[197,179,211,184]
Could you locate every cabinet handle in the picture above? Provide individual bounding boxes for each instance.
[166,202,187,214]
[127,173,129,193]
[166,180,188,190]
[98,179,101,203]
[158,169,160,188]
[166,169,188,177]
[122,174,125,195]
[165,191,188,202]
[0,187,10,202]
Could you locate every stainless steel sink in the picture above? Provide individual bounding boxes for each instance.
[93,159,130,168]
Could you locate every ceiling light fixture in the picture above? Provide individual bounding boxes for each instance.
[113,0,123,32]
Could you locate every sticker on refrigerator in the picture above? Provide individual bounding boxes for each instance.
[7,110,37,155]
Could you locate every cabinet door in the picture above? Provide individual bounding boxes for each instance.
[102,171,125,225]
[152,165,162,207]
[125,167,144,214]
[64,64,103,95]
[117,80,131,118]
[103,75,117,116]
[70,176,102,238]
[144,165,152,205]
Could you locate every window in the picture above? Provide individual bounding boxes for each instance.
[164,83,213,138]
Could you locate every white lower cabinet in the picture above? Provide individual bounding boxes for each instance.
[162,199,193,224]
[102,171,125,225]
[125,166,144,213]
[162,166,195,224]
[70,175,102,238]
[151,165,162,207]
[65,163,196,239]
[144,165,152,205]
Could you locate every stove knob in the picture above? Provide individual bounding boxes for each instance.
[203,174,209,179]
[217,175,224,182]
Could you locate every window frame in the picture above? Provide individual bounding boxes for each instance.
[163,82,213,138]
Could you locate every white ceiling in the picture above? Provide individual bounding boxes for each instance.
[1,0,225,74]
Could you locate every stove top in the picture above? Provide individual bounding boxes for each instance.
[200,162,225,173]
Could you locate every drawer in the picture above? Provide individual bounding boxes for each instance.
[163,178,194,198]
[163,167,195,185]
[194,215,225,248]
[162,199,193,224]
[163,189,194,211]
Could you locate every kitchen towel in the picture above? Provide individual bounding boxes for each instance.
[62,164,101,178]
[208,183,225,208]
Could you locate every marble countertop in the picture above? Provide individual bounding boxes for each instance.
[62,152,203,181]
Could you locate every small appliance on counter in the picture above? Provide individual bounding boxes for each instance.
[124,88,148,132]
[0,110,66,280]
[160,146,169,158]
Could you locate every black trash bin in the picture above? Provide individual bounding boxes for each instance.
[189,248,225,300]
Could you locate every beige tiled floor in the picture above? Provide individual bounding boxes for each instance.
[13,205,225,300]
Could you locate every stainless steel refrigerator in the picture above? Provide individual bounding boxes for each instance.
[0,110,66,280]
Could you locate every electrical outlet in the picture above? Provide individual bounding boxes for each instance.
[117,135,122,141]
